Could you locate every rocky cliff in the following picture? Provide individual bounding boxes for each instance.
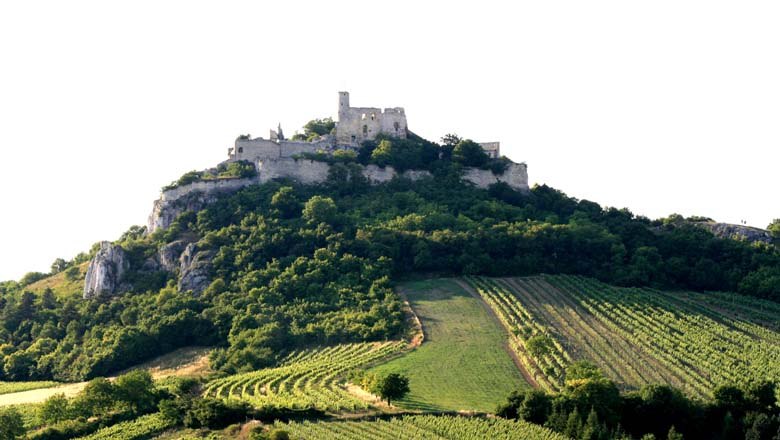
[695,222,774,245]
[83,242,129,299]
[147,158,529,233]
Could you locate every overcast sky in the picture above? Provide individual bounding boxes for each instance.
[1,1,778,281]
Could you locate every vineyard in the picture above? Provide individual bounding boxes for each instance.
[75,412,173,440]
[0,381,59,395]
[203,341,406,411]
[464,275,780,398]
[274,414,568,440]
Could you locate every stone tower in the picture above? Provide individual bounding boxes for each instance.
[335,91,408,146]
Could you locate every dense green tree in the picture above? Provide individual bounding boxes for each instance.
[371,372,410,405]
[0,407,24,440]
[302,195,338,225]
[114,370,157,414]
[452,139,488,167]
[39,393,71,425]
[768,219,780,239]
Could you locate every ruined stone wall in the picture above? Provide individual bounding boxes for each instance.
[148,159,527,233]
[256,158,331,184]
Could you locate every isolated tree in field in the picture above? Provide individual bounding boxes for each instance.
[371,373,410,405]
[0,407,24,440]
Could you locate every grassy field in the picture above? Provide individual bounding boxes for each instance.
[370,279,528,412]
[465,275,780,398]
[25,262,88,298]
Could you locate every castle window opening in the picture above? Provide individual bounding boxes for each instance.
[394,122,400,133]
[238,147,244,153]
[362,125,368,135]
[361,113,366,120]
[371,113,376,120]
[351,135,356,142]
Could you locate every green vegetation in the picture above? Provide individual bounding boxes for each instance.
[362,372,410,406]
[497,366,780,440]
[467,275,780,399]
[162,160,257,191]
[370,279,527,412]
[204,341,405,412]
[3,170,780,385]
[769,219,780,239]
[291,117,336,141]
[74,412,174,440]
[273,414,568,440]
[0,381,59,395]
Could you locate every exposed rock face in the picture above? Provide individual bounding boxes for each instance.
[147,177,256,233]
[159,239,189,272]
[147,159,530,234]
[696,222,774,245]
[178,243,212,296]
[83,242,129,299]
[461,162,529,192]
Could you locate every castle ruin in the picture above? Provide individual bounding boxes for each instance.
[227,92,500,163]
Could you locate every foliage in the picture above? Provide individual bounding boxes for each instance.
[370,372,410,405]
[499,363,780,440]
[768,219,780,239]
[452,139,489,167]
[162,161,257,191]
[0,407,25,440]
[467,275,780,399]
[204,342,405,411]
[3,157,780,384]
[76,412,175,440]
[275,414,569,440]
[0,381,59,395]
[303,117,335,138]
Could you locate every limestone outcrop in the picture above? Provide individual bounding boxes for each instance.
[696,222,774,245]
[147,158,529,234]
[158,239,190,272]
[83,242,129,299]
[178,243,212,295]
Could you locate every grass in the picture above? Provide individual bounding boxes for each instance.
[0,381,59,395]
[370,279,528,412]
[25,262,88,298]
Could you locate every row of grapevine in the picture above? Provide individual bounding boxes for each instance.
[274,414,568,440]
[203,341,406,412]
[549,275,780,397]
[464,276,568,391]
[465,275,780,399]
[74,413,173,440]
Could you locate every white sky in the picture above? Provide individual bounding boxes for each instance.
[0,1,778,281]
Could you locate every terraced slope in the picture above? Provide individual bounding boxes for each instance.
[369,279,528,412]
[274,414,568,440]
[465,275,780,398]
[203,341,406,412]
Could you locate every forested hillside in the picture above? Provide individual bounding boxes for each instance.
[1,152,779,384]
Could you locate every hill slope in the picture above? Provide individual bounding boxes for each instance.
[465,275,780,398]
[369,279,528,412]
